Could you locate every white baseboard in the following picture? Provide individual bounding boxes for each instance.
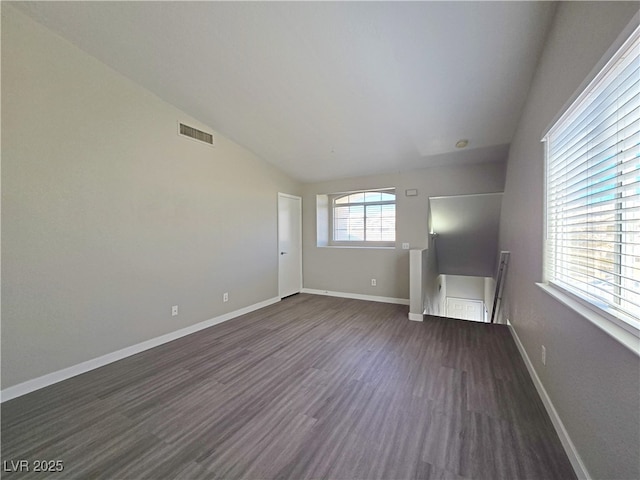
[301,288,409,306]
[0,297,280,403]
[506,320,590,480]
[408,312,424,321]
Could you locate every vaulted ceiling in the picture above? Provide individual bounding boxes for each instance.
[14,1,556,182]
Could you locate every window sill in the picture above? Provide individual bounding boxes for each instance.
[317,245,396,250]
[536,282,639,355]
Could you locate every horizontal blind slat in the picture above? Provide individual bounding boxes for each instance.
[547,116,640,182]
[550,45,639,148]
[550,82,639,161]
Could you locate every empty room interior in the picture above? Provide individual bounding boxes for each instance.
[2,2,639,479]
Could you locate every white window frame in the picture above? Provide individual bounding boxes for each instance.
[329,188,396,248]
[541,24,640,346]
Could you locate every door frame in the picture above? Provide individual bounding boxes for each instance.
[277,193,303,298]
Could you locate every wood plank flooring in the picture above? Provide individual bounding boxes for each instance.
[1,294,576,479]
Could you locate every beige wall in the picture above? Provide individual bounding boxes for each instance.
[445,275,485,301]
[499,2,639,478]
[302,161,506,299]
[1,6,300,389]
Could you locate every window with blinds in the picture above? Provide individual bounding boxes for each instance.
[331,189,396,246]
[544,25,640,333]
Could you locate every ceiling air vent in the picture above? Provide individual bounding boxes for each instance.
[178,122,214,146]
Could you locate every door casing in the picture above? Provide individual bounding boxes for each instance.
[278,193,302,298]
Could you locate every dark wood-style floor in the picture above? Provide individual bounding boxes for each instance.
[2,294,576,480]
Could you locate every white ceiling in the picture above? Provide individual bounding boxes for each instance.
[14,1,556,183]
[430,193,503,277]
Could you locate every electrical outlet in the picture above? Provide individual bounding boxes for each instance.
[541,345,546,366]
[172,305,178,317]
[371,279,377,287]
[223,292,229,302]
[402,243,410,249]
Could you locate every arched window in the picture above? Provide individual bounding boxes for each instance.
[332,189,396,244]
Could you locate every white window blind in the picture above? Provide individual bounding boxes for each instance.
[544,25,640,333]
[332,189,395,244]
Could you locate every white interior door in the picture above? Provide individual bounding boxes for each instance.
[446,297,485,322]
[278,193,302,298]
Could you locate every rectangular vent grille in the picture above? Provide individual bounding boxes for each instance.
[179,123,214,145]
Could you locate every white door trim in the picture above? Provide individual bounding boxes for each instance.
[278,193,303,298]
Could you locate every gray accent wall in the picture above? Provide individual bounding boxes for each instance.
[1,6,300,389]
[429,193,502,277]
[499,2,640,479]
[302,162,506,300]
